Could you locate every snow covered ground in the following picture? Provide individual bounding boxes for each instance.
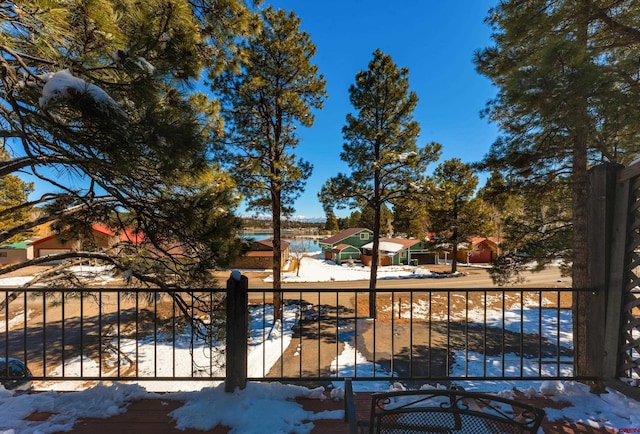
[265,250,440,283]
[1,259,640,432]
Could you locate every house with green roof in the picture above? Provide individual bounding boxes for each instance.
[319,228,438,266]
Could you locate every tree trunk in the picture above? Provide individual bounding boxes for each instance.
[272,191,283,322]
[369,152,382,318]
[369,206,380,319]
[572,1,600,387]
[572,133,595,382]
[451,199,459,273]
[451,236,458,273]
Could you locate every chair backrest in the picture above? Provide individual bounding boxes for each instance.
[369,389,545,433]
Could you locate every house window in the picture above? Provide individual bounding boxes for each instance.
[0,252,6,257]
[359,232,369,240]
[401,251,406,259]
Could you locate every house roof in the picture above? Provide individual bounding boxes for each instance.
[470,237,502,246]
[255,239,290,249]
[119,228,145,244]
[0,242,29,249]
[245,251,273,258]
[332,243,358,253]
[319,228,371,245]
[381,238,423,249]
[29,224,145,246]
[361,241,405,253]
[362,238,422,253]
[29,235,57,246]
[93,224,144,243]
[91,223,116,236]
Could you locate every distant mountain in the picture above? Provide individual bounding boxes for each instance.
[240,213,326,224]
[287,215,326,223]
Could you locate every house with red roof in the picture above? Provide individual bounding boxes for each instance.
[462,237,502,263]
[434,236,502,264]
[28,224,143,260]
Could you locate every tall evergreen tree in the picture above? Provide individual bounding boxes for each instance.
[357,203,393,235]
[346,210,363,229]
[323,209,339,232]
[213,6,326,320]
[320,49,440,317]
[393,197,429,239]
[475,0,640,381]
[476,171,526,253]
[428,159,493,273]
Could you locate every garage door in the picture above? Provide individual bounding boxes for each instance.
[469,250,492,263]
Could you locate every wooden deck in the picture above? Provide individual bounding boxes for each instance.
[22,391,617,433]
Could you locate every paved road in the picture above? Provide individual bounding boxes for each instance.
[238,267,571,290]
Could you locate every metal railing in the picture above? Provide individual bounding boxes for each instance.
[1,286,587,387]
[1,287,228,383]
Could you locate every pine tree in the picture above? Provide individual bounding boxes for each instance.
[357,203,393,235]
[476,171,526,257]
[428,159,493,273]
[393,197,429,239]
[346,211,363,229]
[0,0,256,268]
[320,49,440,317]
[213,6,326,320]
[324,210,339,233]
[475,0,640,382]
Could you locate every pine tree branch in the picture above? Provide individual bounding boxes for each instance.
[0,197,117,245]
[593,6,640,45]
[0,155,70,177]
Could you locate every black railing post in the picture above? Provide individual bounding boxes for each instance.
[225,271,249,392]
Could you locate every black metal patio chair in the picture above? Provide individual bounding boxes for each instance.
[367,388,545,434]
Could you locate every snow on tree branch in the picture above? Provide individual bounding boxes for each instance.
[38,69,120,110]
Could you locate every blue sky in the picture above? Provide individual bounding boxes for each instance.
[264,0,500,219]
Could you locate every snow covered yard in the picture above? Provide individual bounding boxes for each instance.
[264,251,445,283]
[261,250,560,284]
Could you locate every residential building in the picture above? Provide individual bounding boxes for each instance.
[319,228,373,264]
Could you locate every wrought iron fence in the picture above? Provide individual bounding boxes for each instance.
[1,287,227,383]
[1,285,587,388]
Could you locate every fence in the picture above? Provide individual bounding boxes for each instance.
[603,163,640,396]
[1,281,586,391]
